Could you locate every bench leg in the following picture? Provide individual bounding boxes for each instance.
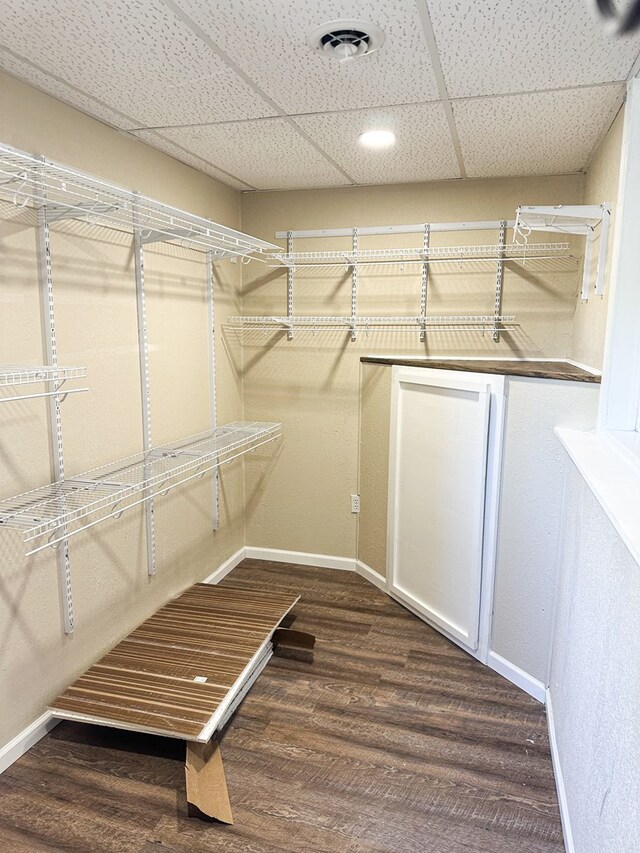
[185,739,234,824]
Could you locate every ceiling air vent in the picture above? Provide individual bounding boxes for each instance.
[307,20,385,62]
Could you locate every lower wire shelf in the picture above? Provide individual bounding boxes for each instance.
[0,421,281,554]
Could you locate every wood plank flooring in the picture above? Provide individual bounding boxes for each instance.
[0,560,564,852]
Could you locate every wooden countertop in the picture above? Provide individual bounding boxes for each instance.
[360,358,601,383]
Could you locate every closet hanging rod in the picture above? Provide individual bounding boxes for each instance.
[0,387,89,404]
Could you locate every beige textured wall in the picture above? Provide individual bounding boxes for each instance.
[0,71,244,747]
[570,108,624,370]
[357,363,391,577]
[491,376,599,681]
[240,174,584,558]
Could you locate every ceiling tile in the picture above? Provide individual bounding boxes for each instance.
[135,120,352,190]
[453,85,624,178]
[0,48,136,130]
[0,0,276,128]
[175,0,439,113]
[129,130,253,189]
[428,0,640,98]
[296,103,460,184]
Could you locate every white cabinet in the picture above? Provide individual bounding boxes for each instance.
[386,367,506,661]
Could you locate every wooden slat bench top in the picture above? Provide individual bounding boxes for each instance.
[49,583,300,742]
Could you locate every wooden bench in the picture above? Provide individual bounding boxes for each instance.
[49,583,315,823]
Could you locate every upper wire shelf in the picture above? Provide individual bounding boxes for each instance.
[0,421,281,553]
[0,143,279,260]
[227,315,517,331]
[270,242,572,268]
[0,365,87,387]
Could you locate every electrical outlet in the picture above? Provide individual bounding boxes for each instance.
[351,494,360,513]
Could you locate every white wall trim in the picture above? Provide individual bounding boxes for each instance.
[488,651,546,703]
[355,560,388,591]
[202,546,247,584]
[244,546,356,572]
[546,688,575,853]
[0,711,59,775]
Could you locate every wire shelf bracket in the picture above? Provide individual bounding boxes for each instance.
[37,188,74,634]
[350,228,358,342]
[513,203,612,300]
[206,250,219,531]
[420,224,430,344]
[493,220,507,343]
[286,231,294,341]
[133,213,157,578]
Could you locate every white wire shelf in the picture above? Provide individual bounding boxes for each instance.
[0,143,279,260]
[270,243,571,267]
[0,365,87,387]
[0,421,281,553]
[226,315,517,331]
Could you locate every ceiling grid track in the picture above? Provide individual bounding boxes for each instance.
[159,0,358,186]
[415,0,467,178]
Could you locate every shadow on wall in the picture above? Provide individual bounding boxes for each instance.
[242,440,284,521]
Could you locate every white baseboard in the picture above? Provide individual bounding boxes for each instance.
[546,688,574,853]
[355,560,387,591]
[202,546,247,584]
[244,546,356,572]
[487,651,546,703]
[0,711,59,775]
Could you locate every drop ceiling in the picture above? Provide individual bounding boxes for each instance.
[1,0,639,191]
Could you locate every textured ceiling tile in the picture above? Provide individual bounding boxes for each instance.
[0,0,275,128]
[0,48,136,130]
[137,120,352,190]
[129,130,253,189]
[295,103,460,184]
[428,0,640,98]
[176,0,439,112]
[453,85,624,177]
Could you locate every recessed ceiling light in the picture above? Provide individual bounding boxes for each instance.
[359,129,396,150]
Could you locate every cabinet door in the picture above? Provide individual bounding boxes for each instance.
[387,370,491,653]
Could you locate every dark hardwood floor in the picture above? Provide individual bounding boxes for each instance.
[0,560,564,852]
